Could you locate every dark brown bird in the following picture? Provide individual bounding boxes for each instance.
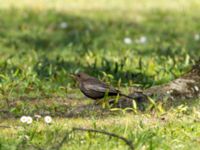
[71,72,132,100]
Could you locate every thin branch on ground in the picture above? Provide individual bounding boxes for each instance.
[53,127,134,150]
[72,127,134,150]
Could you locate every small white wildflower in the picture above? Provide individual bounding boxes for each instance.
[194,34,200,41]
[124,37,132,44]
[59,22,68,29]
[138,36,147,44]
[26,116,33,124]
[20,116,27,123]
[44,116,52,124]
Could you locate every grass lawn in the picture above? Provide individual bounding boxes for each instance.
[0,0,200,149]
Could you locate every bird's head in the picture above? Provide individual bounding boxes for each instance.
[70,72,90,82]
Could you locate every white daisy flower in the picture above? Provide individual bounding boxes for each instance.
[26,116,33,124]
[124,37,132,44]
[20,116,27,123]
[194,34,200,41]
[138,36,147,44]
[44,116,52,124]
[59,22,68,29]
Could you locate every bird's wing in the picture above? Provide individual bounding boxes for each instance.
[84,82,119,94]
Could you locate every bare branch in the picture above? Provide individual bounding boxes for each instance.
[73,127,134,150]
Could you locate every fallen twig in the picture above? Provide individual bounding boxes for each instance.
[53,127,134,150]
[72,127,134,150]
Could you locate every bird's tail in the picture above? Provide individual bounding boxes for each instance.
[120,92,148,102]
[119,93,135,99]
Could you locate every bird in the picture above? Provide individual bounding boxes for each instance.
[71,72,133,100]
